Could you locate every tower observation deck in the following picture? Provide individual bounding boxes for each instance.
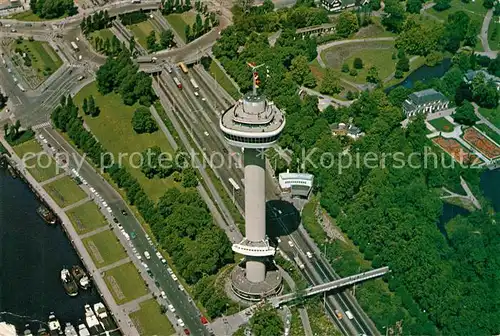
[220,66,286,301]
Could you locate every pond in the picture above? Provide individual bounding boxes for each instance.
[385,58,452,92]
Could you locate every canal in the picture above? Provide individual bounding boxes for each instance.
[0,165,102,332]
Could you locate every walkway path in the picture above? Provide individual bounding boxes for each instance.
[119,293,154,314]
[481,9,494,53]
[39,172,66,186]
[299,86,354,107]
[98,257,131,273]
[441,176,482,210]
[62,196,91,212]
[0,136,140,336]
[473,102,500,135]
[316,37,396,67]
[79,225,110,239]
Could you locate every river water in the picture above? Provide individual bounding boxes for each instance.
[0,165,102,333]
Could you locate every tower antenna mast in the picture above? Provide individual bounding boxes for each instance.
[247,62,265,95]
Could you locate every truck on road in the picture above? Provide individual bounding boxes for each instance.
[294,256,304,270]
[70,41,79,51]
[17,84,25,92]
[136,56,158,63]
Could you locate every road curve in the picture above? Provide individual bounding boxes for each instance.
[481,9,494,53]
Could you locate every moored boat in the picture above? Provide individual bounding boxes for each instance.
[77,324,90,336]
[63,323,77,336]
[60,268,79,297]
[84,304,99,332]
[71,265,91,290]
[36,205,57,225]
[48,314,62,335]
[37,326,49,336]
[23,324,33,336]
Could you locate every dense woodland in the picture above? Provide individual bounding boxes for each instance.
[213,1,500,334]
[29,0,77,19]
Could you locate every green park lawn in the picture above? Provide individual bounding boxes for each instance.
[165,12,196,42]
[67,201,109,234]
[488,19,500,51]
[320,41,396,84]
[13,139,43,158]
[209,61,241,100]
[89,29,115,43]
[478,106,500,129]
[73,82,177,201]
[128,20,158,50]
[129,299,175,336]
[427,0,487,21]
[82,230,128,267]
[475,124,500,145]
[9,10,45,21]
[25,155,60,182]
[429,117,455,132]
[104,262,149,304]
[13,40,63,78]
[43,176,87,208]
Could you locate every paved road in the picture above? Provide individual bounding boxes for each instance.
[481,9,494,53]
[473,102,500,135]
[38,126,210,336]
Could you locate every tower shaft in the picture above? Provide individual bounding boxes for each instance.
[243,148,267,283]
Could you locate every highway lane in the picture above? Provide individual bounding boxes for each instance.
[38,126,210,336]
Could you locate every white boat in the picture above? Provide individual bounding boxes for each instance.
[48,313,62,333]
[23,325,33,336]
[0,322,16,336]
[93,302,108,320]
[77,324,90,336]
[84,304,99,329]
[63,323,77,336]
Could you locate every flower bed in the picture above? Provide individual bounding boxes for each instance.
[463,127,500,159]
[432,137,481,165]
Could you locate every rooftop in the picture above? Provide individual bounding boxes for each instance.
[220,93,285,134]
[464,69,500,83]
[407,89,448,106]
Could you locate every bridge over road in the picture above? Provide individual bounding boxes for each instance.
[269,266,390,307]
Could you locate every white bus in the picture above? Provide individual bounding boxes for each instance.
[190,78,199,91]
[17,84,25,92]
[228,177,240,191]
[345,310,354,320]
[70,41,79,51]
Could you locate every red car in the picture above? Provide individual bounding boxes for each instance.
[183,329,190,335]
[200,316,208,325]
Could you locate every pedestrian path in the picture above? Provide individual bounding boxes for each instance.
[98,257,131,273]
[39,172,67,186]
[79,225,110,239]
[32,121,51,130]
[120,294,154,314]
[62,196,91,212]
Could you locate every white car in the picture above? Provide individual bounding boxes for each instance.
[42,139,48,144]
[102,201,108,207]
[89,187,95,193]
[7,68,11,73]
[168,304,175,313]
[177,319,185,327]
[156,251,162,259]
[39,134,44,140]
[306,251,313,259]
[178,284,185,292]
[136,254,142,261]
[160,291,167,299]
[204,131,209,136]
[81,179,87,185]
[171,274,178,281]
[141,262,148,269]
[144,251,151,260]
[161,258,167,264]
[288,240,294,248]
[166,267,173,275]
[107,207,112,213]
[276,237,281,243]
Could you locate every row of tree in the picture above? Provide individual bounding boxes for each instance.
[119,10,147,26]
[82,95,100,117]
[91,35,126,57]
[80,10,112,35]
[29,0,76,19]
[146,30,175,52]
[185,12,216,42]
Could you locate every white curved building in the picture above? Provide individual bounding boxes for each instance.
[220,76,285,300]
